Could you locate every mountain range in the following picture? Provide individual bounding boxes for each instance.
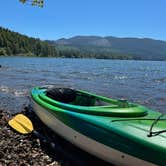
[51,36,166,60]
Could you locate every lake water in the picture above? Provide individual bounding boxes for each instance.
[0,57,165,113]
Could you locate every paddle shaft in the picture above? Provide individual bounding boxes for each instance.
[32,130,84,166]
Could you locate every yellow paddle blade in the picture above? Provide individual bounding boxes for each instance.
[8,114,34,134]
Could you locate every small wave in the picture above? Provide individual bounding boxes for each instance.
[14,90,28,97]
[114,75,128,80]
[153,78,166,83]
[0,85,28,97]
[0,85,12,93]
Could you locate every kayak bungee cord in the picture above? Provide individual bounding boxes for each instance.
[111,115,166,137]
[111,118,166,122]
[147,113,166,137]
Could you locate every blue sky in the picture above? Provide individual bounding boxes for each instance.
[0,0,166,40]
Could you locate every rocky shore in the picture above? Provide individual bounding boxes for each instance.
[0,109,60,166]
[0,107,111,166]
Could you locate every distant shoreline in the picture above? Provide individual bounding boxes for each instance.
[0,55,166,62]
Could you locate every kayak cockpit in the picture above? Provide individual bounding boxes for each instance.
[46,87,125,107]
[32,87,148,117]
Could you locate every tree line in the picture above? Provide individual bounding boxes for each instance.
[55,45,132,59]
[0,27,58,57]
[0,26,132,59]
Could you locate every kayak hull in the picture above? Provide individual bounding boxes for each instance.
[32,99,156,166]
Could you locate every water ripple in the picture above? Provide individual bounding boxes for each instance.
[0,57,165,113]
[0,85,28,97]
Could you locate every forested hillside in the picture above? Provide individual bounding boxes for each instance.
[48,40,132,59]
[0,27,58,56]
[55,36,166,61]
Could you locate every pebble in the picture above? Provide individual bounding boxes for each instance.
[0,109,60,166]
[0,108,111,166]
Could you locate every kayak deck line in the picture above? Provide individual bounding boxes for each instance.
[110,115,166,137]
[148,113,166,137]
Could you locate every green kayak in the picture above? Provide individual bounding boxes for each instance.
[31,86,166,166]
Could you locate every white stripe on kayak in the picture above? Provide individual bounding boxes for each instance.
[32,101,157,166]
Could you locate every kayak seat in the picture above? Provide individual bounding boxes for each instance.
[74,94,96,106]
[46,87,96,106]
[46,88,76,103]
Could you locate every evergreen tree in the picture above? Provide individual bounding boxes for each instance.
[0,26,58,57]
